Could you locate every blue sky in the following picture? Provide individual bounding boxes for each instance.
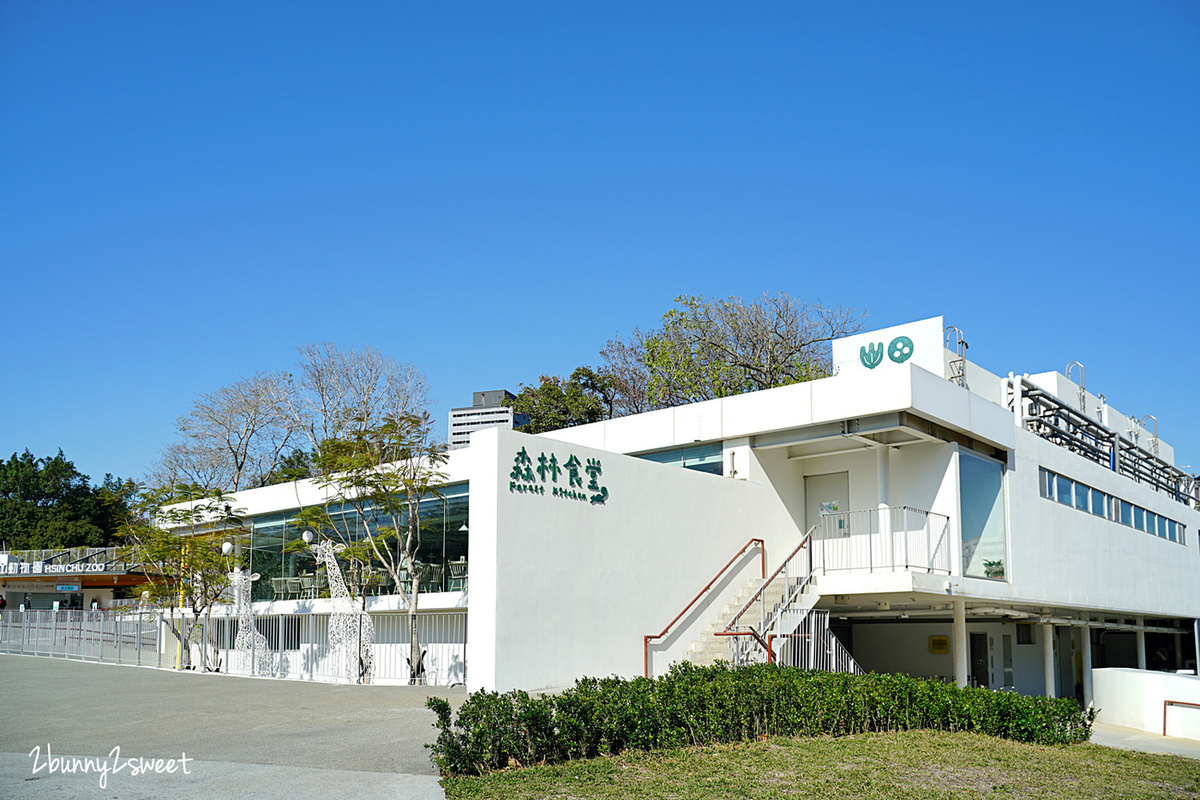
[2,2,1198,483]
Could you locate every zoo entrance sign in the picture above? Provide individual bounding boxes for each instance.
[508,447,610,505]
[0,563,107,576]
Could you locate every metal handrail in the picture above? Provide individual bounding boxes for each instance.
[644,538,765,678]
[717,528,816,666]
[724,529,814,633]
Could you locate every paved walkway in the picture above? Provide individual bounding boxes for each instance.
[0,653,464,800]
[1091,721,1200,760]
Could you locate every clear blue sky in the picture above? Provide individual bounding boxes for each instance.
[2,2,1198,483]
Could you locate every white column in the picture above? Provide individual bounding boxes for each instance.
[1136,616,1147,670]
[877,446,892,567]
[1041,622,1055,698]
[953,598,968,688]
[1081,627,1093,707]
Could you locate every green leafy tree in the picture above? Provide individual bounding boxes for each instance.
[0,450,129,550]
[117,484,245,671]
[298,413,448,684]
[613,293,865,408]
[504,367,616,434]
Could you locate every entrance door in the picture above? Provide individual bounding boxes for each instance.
[805,472,849,537]
[970,632,990,688]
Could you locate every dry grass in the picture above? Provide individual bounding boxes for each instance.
[442,728,1200,799]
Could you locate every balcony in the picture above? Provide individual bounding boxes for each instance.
[811,506,951,575]
[0,547,138,576]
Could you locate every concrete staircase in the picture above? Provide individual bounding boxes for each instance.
[685,576,821,666]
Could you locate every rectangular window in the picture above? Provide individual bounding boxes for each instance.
[1074,483,1090,512]
[1168,520,1177,542]
[1091,490,1107,518]
[1134,506,1145,532]
[1016,624,1035,645]
[960,450,1008,580]
[1120,500,1133,527]
[1055,475,1073,506]
[1039,468,1053,499]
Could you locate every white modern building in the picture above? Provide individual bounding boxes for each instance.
[190,317,1200,706]
[448,389,530,449]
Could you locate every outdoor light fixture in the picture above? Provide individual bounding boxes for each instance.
[221,541,233,556]
[302,530,314,544]
[458,524,468,532]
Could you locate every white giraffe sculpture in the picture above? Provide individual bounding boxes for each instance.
[309,539,374,684]
[228,568,274,676]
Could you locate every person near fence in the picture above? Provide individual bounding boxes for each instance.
[0,595,6,611]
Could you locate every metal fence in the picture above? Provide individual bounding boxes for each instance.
[0,609,163,666]
[812,506,951,574]
[767,610,863,675]
[0,608,467,685]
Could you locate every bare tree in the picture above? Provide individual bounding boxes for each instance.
[289,343,430,452]
[599,327,662,418]
[151,372,297,491]
[603,294,866,410]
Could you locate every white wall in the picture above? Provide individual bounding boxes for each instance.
[1008,430,1200,617]
[1094,668,1200,739]
[469,427,803,692]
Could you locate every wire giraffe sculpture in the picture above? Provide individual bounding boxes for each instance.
[309,538,375,684]
[228,567,275,676]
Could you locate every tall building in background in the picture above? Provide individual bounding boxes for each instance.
[448,389,529,449]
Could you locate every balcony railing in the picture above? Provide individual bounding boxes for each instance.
[0,546,137,576]
[811,506,950,575]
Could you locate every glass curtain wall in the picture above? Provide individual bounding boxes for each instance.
[245,483,469,601]
[959,450,1008,580]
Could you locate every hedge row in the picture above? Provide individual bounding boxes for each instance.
[426,662,1095,776]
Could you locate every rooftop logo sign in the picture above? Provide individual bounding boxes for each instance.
[509,446,609,505]
[834,316,943,377]
[860,336,914,369]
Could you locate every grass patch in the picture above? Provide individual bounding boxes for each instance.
[441,729,1200,800]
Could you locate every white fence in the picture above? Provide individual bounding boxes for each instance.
[812,506,951,575]
[0,608,467,686]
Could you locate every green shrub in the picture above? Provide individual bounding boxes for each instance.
[426,663,1096,776]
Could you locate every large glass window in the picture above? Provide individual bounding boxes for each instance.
[1090,489,1106,518]
[960,450,1007,580]
[244,482,470,601]
[635,442,724,475]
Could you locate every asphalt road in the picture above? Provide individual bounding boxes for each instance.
[0,653,464,799]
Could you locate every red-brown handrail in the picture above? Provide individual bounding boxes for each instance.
[1163,700,1200,735]
[643,538,765,677]
[725,533,811,633]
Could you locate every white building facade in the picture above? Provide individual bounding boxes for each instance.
[206,317,1200,702]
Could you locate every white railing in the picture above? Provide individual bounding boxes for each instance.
[768,610,863,675]
[811,506,950,575]
[0,546,138,574]
[0,609,162,666]
[0,609,467,686]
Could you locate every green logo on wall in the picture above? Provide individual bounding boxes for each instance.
[860,342,884,369]
[888,336,914,363]
[860,336,915,369]
[509,447,609,505]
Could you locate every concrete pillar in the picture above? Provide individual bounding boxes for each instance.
[1041,622,1055,698]
[1081,627,1093,707]
[953,598,968,688]
[877,446,892,565]
[1136,616,1147,670]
